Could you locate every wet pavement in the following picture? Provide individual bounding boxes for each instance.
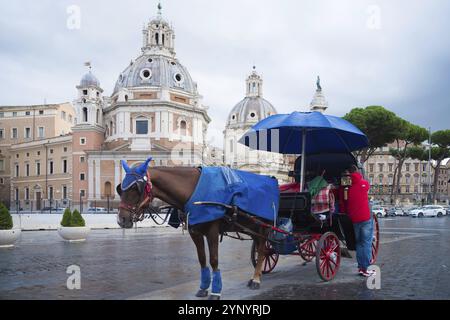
[1,217,450,300]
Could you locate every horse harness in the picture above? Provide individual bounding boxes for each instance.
[119,171,154,223]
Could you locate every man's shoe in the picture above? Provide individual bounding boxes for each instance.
[359,269,376,277]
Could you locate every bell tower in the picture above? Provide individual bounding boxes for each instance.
[72,62,106,206]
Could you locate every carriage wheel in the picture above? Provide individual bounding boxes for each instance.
[370,213,380,264]
[298,238,317,262]
[315,232,341,281]
[251,240,279,274]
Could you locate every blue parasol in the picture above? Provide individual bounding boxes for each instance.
[238,111,369,190]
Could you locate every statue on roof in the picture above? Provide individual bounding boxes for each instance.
[316,76,322,91]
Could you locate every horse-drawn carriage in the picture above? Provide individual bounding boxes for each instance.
[117,111,379,298]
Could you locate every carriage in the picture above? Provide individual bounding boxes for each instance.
[194,152,380,282]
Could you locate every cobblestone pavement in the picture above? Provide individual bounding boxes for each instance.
[1,217,450,300]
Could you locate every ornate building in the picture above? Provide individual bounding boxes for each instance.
[2,4,211,210]
[70,5,210,205]
[224,67,289,182]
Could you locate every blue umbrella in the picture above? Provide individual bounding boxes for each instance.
[238,111,368,190]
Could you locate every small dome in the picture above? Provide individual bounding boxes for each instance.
[227,97,277,127]
[113,54,196,95]
[80,71,100,87]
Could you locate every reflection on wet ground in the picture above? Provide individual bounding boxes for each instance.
[1,217,450,300]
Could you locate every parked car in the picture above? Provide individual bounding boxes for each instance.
[41,207,65,213]
[84,207,108,214]
[386,207,406,216]
[410,205,446,218]
[372,206,387,218]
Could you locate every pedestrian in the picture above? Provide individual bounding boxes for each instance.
[339,165,375,277]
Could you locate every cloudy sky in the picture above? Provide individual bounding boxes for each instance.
[0,0,449,147]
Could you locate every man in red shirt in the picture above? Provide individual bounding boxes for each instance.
[340,166,375,277]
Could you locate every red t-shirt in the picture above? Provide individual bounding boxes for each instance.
[340,172,371,223]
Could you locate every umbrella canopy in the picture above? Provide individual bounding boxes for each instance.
[238,111,369,154]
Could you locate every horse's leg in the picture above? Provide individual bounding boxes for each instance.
[190,230,210,298]
[248,231,266,290]
[206,221,222,300]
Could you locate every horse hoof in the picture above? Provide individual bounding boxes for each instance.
[247,279,260,290]
[208,294,221,300]
[195,289,208,298]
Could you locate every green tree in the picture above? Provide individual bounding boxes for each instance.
[0,202,13,230]
[71,209,86,227]
[429,130,450,201]
[389,122,428,203]
[61,208,72,227]
[343,106,402,164]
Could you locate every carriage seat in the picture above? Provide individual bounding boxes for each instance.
[278,192,315,228]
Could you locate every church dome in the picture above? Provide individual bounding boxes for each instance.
[80,71,100,87]
[227,97,276,127]
[113,54,196,95]
[226,68,277,127]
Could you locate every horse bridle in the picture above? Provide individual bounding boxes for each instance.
[119,171,154,223]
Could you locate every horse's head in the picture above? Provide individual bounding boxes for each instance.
[116,157,153,229]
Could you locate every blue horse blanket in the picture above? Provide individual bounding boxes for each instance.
[184,167,279,226]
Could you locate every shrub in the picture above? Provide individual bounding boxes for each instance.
[61,208,72,227]
[71,209,86,227]
[0,202,13,230]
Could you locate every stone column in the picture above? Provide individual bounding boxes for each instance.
[88,159,94,201]
[114,160,121,197]
[95,160,101,199]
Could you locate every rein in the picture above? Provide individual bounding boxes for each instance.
[119,171,154,223]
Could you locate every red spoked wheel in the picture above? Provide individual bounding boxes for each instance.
[370,213,380,264]
[298,237,317,262]
[251,240,279,274]
[315,232,341,281]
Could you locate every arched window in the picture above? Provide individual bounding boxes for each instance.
[125,95,128,102]
[155,32,159,45]
[96,109,100,124]
[405,174,411,184]
[162,34,165,46]
[109,121,113,136]
[136,117,149,135]
[180,120,187,136]
[378,174,384,184]
[82,107,88,122]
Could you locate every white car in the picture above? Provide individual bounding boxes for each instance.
[410,205,446,218]
[372,206,387,218]
[84,207,108,214]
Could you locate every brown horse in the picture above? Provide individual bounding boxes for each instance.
[116,163,270,300]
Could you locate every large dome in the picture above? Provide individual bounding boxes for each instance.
[226,96,277,127]
[113,54,196,95]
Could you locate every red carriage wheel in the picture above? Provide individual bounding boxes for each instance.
[298,238,317,262]
[251,240,279,274]
[315,232,341,281]
[370,213,380,264]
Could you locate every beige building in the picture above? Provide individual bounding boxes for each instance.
[0,103,75,208]
[364,143,439,204]
[9,135,73,211]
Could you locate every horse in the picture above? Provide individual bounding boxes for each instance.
[116,157,271,300]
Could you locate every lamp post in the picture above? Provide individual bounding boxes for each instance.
[428,127,432,204]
